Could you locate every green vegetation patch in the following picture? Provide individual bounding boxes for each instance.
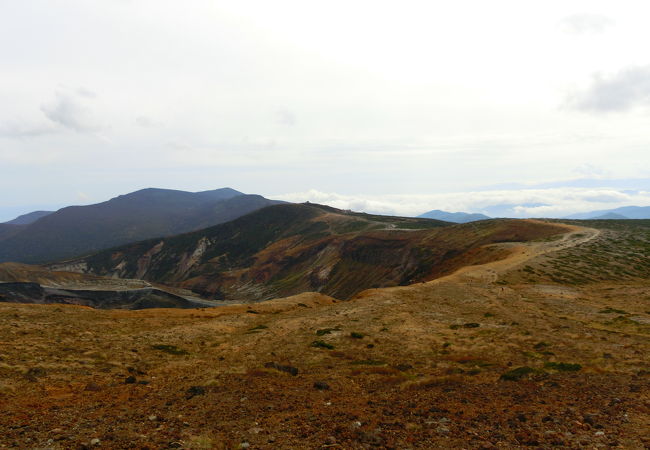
[311,340,335,350]
[544,362,582,372]
[350,359,386,366]
[151,344,189,355]
[350,332,365,339]
[450,323,481,330]
[499,366,536,381]
[599,307,628,314]
[316,327,340,336]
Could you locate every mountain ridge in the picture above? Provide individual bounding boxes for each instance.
[0,187,280,264]
[3,210,54,225]
[564,205,650,220]
[52,203,565,302]
[418,209,490,223]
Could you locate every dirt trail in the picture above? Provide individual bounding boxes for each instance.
[431,220,600,285]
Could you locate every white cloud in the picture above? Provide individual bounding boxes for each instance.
[1,2,650,208]
[0,120,57,139]
[275,109,296,126]
[567,66,650,112]
[40,89,102,132]
[558,14,615,35]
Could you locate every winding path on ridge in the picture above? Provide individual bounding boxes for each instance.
[439,220,601,285]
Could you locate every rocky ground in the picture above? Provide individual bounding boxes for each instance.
[0,223,649,449]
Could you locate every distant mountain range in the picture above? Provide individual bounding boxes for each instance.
[3,210,53,225]
[0,187,280,264]
[564,206,650,220]
[418,209,490,223]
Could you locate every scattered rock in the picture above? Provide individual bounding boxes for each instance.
[84,382,101,392]
[186,386,206,399]
[356,429,384,445]
[313,381,330,390]
[395,364,413,372]
[583,414,597,426]
[124,376,137,384]
[436,426,450,434]
[25,367,46,382]
[429,406,450,414]
[239,442,250,448]
[90,438,100,446]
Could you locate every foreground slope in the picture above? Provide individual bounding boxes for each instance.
[0,188,280,264]
[1,220,648,448]
[54,203,564,301]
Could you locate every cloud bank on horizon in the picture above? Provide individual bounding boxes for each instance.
[1,0,649,218]
[273,185,650,219]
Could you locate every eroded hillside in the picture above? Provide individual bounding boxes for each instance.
[52,203,565,302]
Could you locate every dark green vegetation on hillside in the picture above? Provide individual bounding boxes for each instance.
[0,188,280,264]
[59,203,565,302]
[0,224,22,241]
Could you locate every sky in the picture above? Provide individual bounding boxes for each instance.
[2,0,650,221]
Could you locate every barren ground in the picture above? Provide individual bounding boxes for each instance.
[1,222,649,449]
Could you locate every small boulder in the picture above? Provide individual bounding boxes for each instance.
[313,381,330,390]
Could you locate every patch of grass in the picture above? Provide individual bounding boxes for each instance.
[350,332,365,339]
[311,340,334,350]
[316,327,340,336]
[599,307,628,314]
[350,359,386,366]
[151,344,189,355]
[450,322,481,330]
[500,366,536,381]
[247,324,268,333]
[544,362,581,372]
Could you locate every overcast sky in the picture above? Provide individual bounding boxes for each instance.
[2,0,650,221]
